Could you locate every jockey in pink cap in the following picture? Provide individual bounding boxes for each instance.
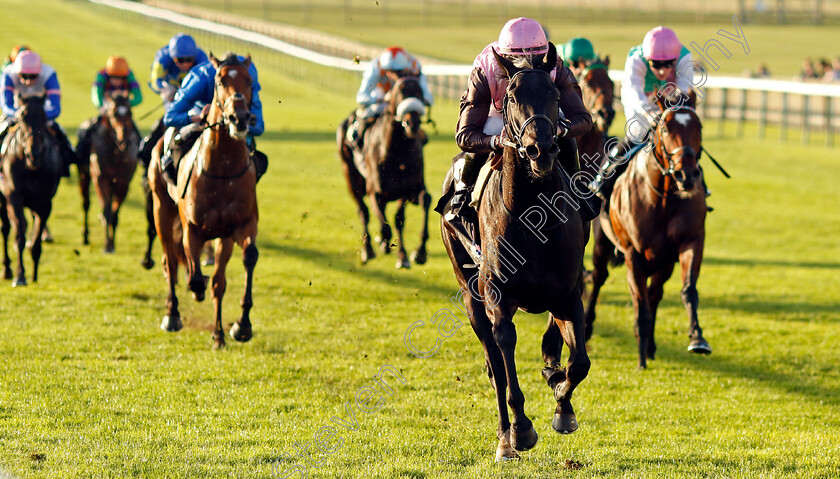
[588,25,702,205]
[0,50,77,177]
[440,17,593,244]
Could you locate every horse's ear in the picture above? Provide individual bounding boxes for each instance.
[686,89,697,108]
[542,42,557,74]
[209,52,220,69]
[243,54,251,69]
[603,55,610,67]
[492,47,516,79]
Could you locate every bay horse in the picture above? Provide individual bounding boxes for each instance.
[0,94,61,286]
[337,76,431,268]
[149,53,258,349]
[585,89,711,370]
[79,92,139,252]
[441,44,590,461]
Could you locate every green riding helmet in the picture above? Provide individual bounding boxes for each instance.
[563,37,596,67]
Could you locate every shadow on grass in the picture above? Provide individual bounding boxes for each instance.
[258,237,456,299]
[590,319,840,407]
[704,255,840,270]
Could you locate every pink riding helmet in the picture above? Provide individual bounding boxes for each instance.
[642,26,681,61]
[498,17,549,56]
[15,50,42,75]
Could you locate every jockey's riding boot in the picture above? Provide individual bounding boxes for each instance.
[445,152,487,246]
[139,118,165,168]
[160,134,182,186]
[252,150,268,182]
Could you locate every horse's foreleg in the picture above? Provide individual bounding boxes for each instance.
[490,301,538,453]
[29,211,49,284]
[0,197,11,280]
[393,200,409,269]
[626,251,652,370]
[97,177,114,253]
[79,160,91,245]
[371,193,392,255]
[231,230,257,344]
[183,223,206,303]
[411,190,431,265]
[210,238,233,350]
[548,296,591,435]
[340,150,374,263]
[647,265,675,360]
[141,173,156,269]
[584,220,614,341]
[7,195,27,286]
[109,182,130,253]
[679,240,710,354]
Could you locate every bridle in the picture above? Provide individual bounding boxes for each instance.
[645,105,700,195]
[209,65,252,132]
[500,69,558,159]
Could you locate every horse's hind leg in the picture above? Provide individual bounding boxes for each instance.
[152,181,182,332]
[626,251,653,370]
[679,240,711,354]
[547,296,591,434]
[79,158,91,245]
[411,190,431,265]
[0,196,11,279]
[141,173,156,269]
[231,232,257,344]
[584,219,614,341]
[339,147,375,263]
[97,177,115,253]
[393,200,409,269]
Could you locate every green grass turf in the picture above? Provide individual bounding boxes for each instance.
[0,1,839,478]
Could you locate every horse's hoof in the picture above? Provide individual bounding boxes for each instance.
[212,332,226,350]
[395,258,410,269]
[230,322,252,342]
[495,443,519,461]
[11,277,27,287]
[189,277,206,302]
[83,237,89,246]
[2,268,11,280]
[141,258,155,270]
[104,246,115,254]
[688,338,712,354]
[552,413,578,434]
[511,424,538,452]
[361,245,375,264]
[41,230,53,243]
[411,249,427,265]
[160,314,182,332]
[201,257,215,266]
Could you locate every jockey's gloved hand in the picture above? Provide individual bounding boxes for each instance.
[491,127,508,151]
[161,85,177,103]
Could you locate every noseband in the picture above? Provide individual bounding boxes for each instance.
[500,69,557,158]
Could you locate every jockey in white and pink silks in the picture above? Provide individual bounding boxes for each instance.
[444,17,592,238]
[345,46,434,147]
[589,26,698,200]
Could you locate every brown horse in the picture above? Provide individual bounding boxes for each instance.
[79,92,139,252]
[0,94,61,286]
[585,90,711,370]
[337,76,431,268]
[149,53,258,349]
[441,44,590,461]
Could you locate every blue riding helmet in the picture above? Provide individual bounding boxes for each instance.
[169,33,199,60]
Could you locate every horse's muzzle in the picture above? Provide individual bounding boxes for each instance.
[674,168,701,191]
[527,141,559,177]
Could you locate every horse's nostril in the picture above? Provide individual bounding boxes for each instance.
[692,170,701,178]
[228,114,237,125]
[525,144,539,159]
[548,143,559,157]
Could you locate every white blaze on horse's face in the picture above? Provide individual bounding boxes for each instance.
[674,113,691,126]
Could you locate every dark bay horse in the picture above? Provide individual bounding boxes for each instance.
[585,90,711,370]
[0,94,61,286]
[150,53,258,349]
[441,44,590,461]
[337,76,431,268]
[79,92,139,252]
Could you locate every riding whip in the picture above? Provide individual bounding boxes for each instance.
[700,147,731,178]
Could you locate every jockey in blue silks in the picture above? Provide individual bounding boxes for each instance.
[159,54,265,185]
[0,50,76,177]
[138,33,209,166]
